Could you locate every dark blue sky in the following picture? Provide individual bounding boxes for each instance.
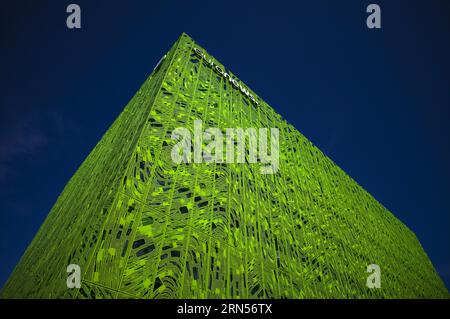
[1,0,449,290]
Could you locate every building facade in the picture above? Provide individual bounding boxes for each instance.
[1,33,447,298]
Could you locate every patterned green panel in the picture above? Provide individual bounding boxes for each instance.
[1,33,448,299]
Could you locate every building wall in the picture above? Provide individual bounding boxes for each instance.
[2,33,447,298]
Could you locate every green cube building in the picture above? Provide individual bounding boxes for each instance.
[1,33,447,298]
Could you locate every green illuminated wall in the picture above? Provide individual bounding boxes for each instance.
[1,33,447,298]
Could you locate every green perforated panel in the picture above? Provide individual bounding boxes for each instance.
[1,33,447,298]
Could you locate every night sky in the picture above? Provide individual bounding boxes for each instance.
[1,1,449,290]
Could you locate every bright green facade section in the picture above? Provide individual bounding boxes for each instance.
[1,33,447,298]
